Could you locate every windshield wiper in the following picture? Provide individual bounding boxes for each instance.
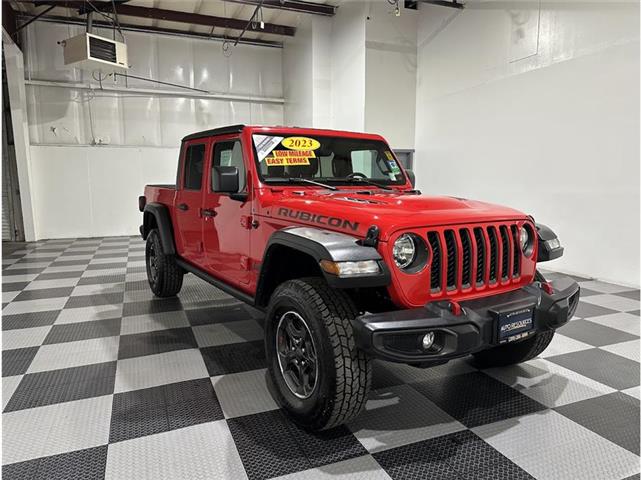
[335,177,393,190]
[263,177,337,191]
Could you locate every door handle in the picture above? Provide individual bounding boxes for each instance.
[201,208,217,218]
[177,203,189,211]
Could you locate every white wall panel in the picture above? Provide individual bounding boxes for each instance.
[122,96,162,146]
[30,145,179,238]
[414,1,640,286]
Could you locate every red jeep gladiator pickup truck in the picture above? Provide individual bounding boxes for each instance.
[139,125,580,430]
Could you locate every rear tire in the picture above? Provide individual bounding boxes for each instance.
[265,277,372,430]
[145,229,184,297]
[472,330,555,368]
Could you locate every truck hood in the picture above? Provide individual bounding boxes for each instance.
[266,189,529,241]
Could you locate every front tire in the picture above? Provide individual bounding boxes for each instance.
[265,277,372,430]
[145,229,184,297]
[472,330,555,368]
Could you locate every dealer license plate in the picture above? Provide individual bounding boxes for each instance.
[497,306,534,343]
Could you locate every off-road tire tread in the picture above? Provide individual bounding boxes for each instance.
[271,277,372,430]
[146,229,183,297]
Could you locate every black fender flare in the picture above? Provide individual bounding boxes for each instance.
[142,203,176,255]
[535,223,564,262]
[256,226,391,305]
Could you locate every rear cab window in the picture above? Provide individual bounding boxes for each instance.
[183,143,206,190]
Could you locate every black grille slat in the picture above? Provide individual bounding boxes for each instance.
[488,227,498,283]
[428,232,441,292]
[460,229,472,287]
[444,230,457,290]
[474,227,485,285]
[89,36,117,63]
[511,225,521,277]
[499,226,510,280]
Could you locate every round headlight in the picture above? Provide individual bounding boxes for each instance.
[393,234,416,269]
[519,227,529,252]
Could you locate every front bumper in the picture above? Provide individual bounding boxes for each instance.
[351,276,580,365]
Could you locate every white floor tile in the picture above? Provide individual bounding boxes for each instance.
[485,359,615,408]
[119,311,190,335]
[114,349,209,393]
[578,281,636,295]
[105,421,247,480]
[2,291,20,303]
[55,304,123,324]
[27,336,119,373]
[2,326,51,350]
[621,386,640,400]
[71,283,125,296]
[2,395,112,464]
[473,410,640,480]
[1,274,39,284]
[24,278,79,290]
[212,368,279,418]
[538,333,594,359]
[600,339,640,362]
[582,294,640,312]
[2,297,67,315]
[348,384,465,453]
[587,313,641,336]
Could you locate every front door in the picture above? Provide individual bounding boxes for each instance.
[202,136,252,288]
[175,140,208,264]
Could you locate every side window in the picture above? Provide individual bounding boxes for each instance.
[212,140,246,192]
[183,144,206,190]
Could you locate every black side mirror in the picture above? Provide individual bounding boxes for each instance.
[405,169,416,188]
[212,165,239,193]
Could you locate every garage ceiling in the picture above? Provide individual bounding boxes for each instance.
[8,0,339,45]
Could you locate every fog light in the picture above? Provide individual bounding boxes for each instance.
[422,332,435,350]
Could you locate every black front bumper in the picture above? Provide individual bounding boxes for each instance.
[351,276,580,365]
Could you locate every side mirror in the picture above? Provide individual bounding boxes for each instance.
[405,169,416,188]
[212,165,239,193]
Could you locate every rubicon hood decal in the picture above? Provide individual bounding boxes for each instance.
[277,207,360,232]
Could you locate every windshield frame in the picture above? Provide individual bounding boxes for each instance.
[251,132,409,188]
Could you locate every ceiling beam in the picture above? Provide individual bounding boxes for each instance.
[27,1,296,36]
[224,0,335,17]
[2,1,18,37]
[419,0,465,9]
[18,14,284,48]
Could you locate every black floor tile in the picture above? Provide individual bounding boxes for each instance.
[43,318,122,345]
[200,340,266,376]
[109,378,223,442]
[374,430,534,480]
[4,362,117,412]
[186,304,252,326]
[228,409,366,480]
[2,446,108,480]
[15,257,57,264]
[13,287,74,302]
[628,310,640,316]
[574,301,619,319]
[558,319,639,347]
[1,282,30,292]
[2,347,39,377]
[51,259,92,267]
[36,271,85,281]
[65,292,124,309]
[124,279,150,292]
[547,348,640,390]
[85,262,127,271]
[126,266,147,274]
[3,267,46,276]
[118,327,198,360]
[93,252,129,259]
[411,372,546,428]
[555,392,640,455]
[122,298,184,317]
[615,290,641,301]
[77,274,127,286]
[2,310,60,331]
[576,288,602,297]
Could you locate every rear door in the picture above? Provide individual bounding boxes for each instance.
[174,139,208,263]
[202,135,252,288]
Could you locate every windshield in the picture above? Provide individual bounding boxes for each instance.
[252,134,406,186]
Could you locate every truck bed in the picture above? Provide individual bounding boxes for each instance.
[144,184,176,205]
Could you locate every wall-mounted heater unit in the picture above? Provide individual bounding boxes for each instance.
[62,33,128,73]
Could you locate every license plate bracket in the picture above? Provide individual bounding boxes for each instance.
[493,305,535,343]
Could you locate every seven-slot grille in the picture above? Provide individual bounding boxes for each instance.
[427,223,523,295]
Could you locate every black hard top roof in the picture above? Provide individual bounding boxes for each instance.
[181,124,245,142]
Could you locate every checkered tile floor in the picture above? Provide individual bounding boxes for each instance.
[2,236,640,480]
